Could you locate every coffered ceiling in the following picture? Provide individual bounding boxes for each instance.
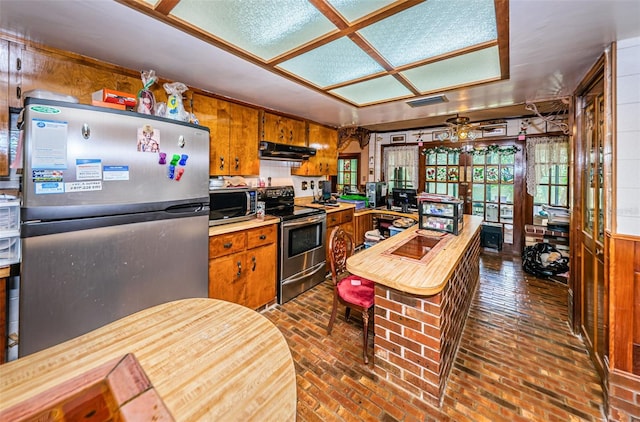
[1,0,639,132]
[128,0,508,108]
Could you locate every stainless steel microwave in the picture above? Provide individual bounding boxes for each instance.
[209,187,257,226]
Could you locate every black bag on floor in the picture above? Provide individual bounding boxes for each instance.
[522,243,569,278]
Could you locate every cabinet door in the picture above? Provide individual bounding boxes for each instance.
[208,252,247,305]
[244,244,277,309]
[19,45,145,106]
[354,213,372,247]
[262,112,306,146]
[292,123,337,176]
[193,94,231,176]
[228,102,259,176]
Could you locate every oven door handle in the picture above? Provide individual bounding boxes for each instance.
[282,214,326,228]
[281,261,326,285]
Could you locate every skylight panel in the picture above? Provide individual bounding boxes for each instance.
[358,0,497,67]
[277,37,386,88]
[329,75,413,106]
[401,46,501,93]
[171,0,336,61]
[327,0,396,23]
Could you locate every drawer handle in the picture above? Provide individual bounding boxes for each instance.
[237,261,242,277]
[224,242,233,248]
[219,156,225,170]
[235,157,239,170]
[259,234,266,240]
[252,256,256,271]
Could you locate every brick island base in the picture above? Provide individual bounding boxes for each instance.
[373,233,481,406]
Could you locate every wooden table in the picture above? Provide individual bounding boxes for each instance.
[0,298,296,421]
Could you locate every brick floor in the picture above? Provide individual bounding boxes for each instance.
[261,251,605,421]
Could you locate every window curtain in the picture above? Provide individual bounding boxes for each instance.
[525,136,569,196]
[383,145,418,190]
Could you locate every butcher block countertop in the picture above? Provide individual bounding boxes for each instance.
[0,298,296,421]
[208,215,279,236]
[347,215,483,296]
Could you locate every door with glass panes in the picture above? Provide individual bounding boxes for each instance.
[420,142,524,251]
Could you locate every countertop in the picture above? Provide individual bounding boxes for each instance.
[0,298,297,421]
[297,200,355,213]
[208,215,279,236]
[347,215,483,296]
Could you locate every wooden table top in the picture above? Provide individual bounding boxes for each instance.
[347,215,482,296]
[0,298,296,421]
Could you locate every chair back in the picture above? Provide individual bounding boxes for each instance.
[328,227,354,284]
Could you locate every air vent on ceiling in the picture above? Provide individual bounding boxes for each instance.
[405,95,449,108]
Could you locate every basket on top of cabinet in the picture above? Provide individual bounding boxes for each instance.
[418,199,464,235]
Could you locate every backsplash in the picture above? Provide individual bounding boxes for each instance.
[209,160,327,199]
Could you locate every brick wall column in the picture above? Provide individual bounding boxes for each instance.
[373,233,480,405]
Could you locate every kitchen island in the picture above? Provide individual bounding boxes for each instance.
[347,214,482,405]
[0,298,296,421]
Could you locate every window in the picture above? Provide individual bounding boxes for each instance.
[525,136,569,218]
[336,155,359,194]
[383,145,418,192]
[424,149,460,198]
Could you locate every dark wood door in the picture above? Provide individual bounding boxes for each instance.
[576,73,608,379]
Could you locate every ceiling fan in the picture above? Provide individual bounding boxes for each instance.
[437,114,482,142]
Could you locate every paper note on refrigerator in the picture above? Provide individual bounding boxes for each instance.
[31,119,68,170]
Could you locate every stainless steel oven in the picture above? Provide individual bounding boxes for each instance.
[258,186,327,304]
[280,213,326,304]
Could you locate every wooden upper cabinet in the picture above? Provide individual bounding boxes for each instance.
[292,122,338,176]
[194,94,259,176]
[18,45,147,106]
[261,111,306,146]
[228,102,259,176]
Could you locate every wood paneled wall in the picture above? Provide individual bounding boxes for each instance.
[609,235,640,375]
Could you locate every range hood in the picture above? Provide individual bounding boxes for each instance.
[259,141,316,161]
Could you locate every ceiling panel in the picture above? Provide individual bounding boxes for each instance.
[357,0,497,68]
[277,37,385,87]
[329,75,413,105]
[171,0,337,60]
[402,45,502,93]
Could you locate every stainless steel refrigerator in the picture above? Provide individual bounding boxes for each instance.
[19,98,210,357]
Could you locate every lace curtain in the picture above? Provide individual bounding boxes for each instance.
[525,136,569,196]
[383,145,418,190]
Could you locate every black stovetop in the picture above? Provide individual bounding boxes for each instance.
[258,186,325,221]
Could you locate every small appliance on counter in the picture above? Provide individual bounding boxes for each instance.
[208,187,257,226]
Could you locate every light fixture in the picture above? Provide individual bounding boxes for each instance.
[437,114,479,142]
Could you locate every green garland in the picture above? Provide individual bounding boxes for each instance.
[421,144,520,156]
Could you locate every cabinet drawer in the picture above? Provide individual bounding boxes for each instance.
[341,211,353,224]
[209,232,247,258]
[327,211,342,227]
[247,224,277,249]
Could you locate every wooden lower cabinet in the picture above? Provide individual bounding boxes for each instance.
[208,224,277,309]
[354,213,373,248]
[325,208,354,270]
